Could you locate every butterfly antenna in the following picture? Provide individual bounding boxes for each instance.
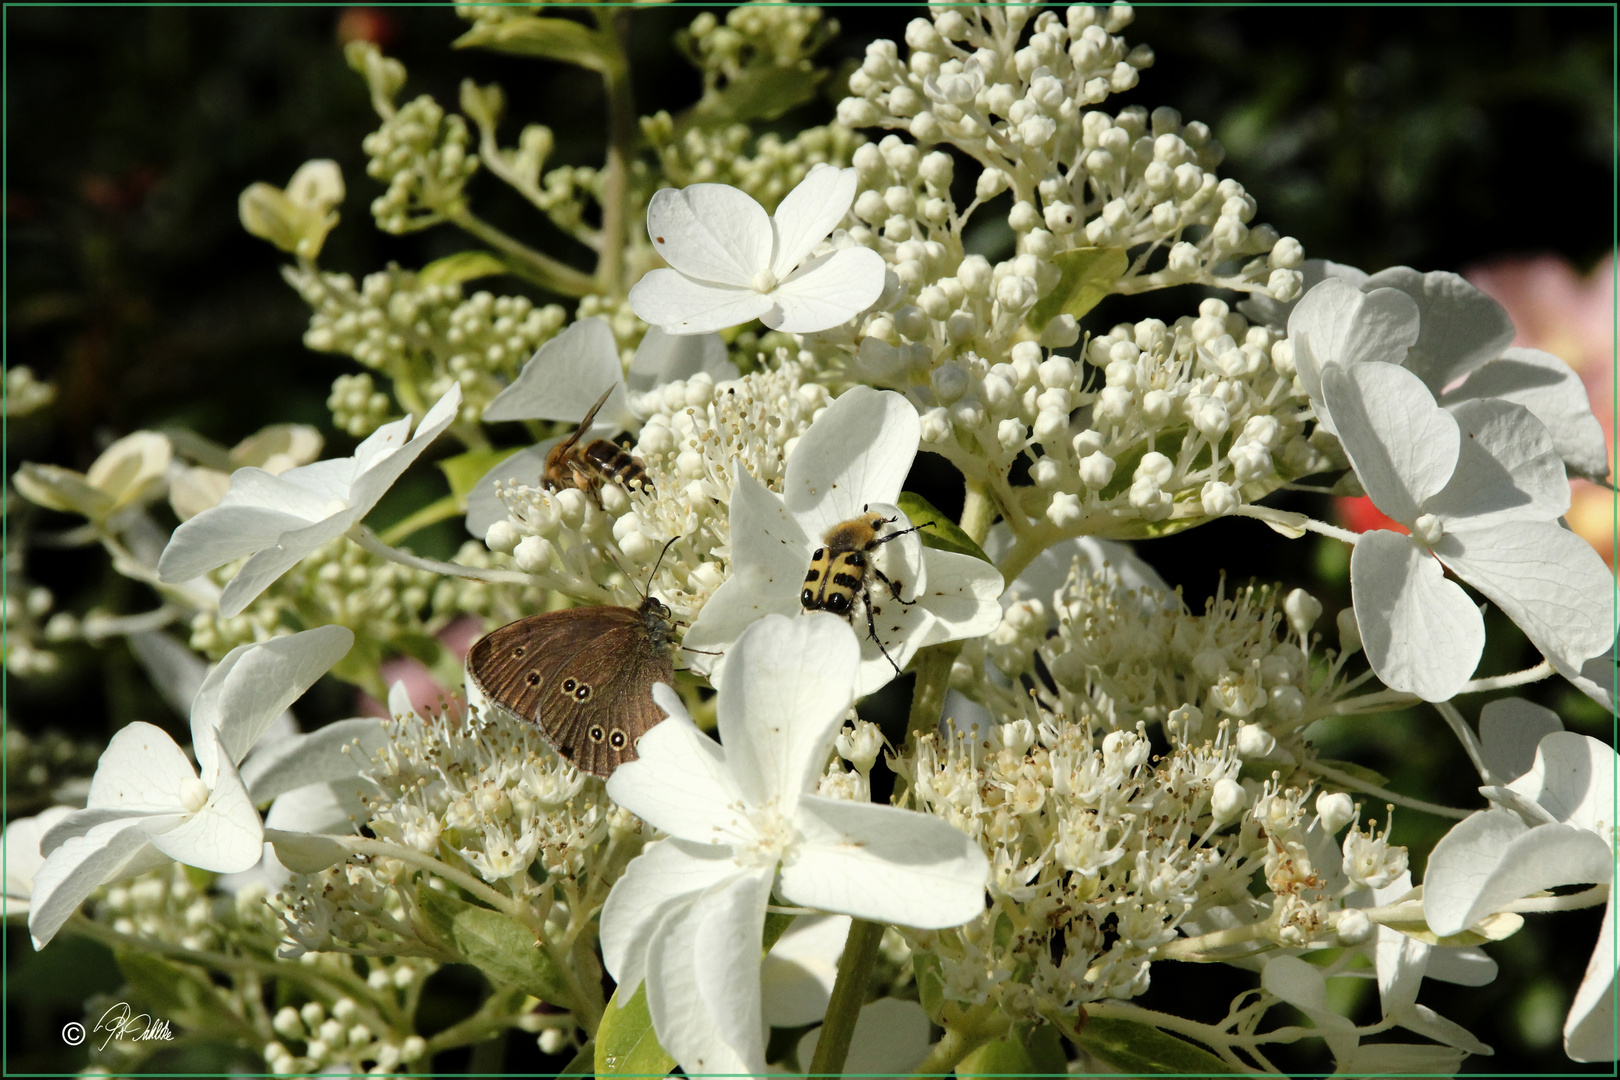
[645,535,681,594]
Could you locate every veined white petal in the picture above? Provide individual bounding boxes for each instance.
[761,914,850,1027]
[783,387,920,526]
[1422,946,1498,987]
[1478,698,1564,784]
[1565,891,1619,1061]
[1350,531,1483,702]
[798,997,933,1076]
[769,165,858,279]
[1260,955,1356,1032]
[157,474,324,580]
[1444,347,1610,481]
[28,819,164,949]
[717,614,859,813]
[645,184,772,288]
[606,698,748,846]
[483,317,628,426]
[1324,362,1459,523]
[643,865,772,1077]
[764,247,887,334]
[1393,1002,1493,1056]
[1364,267,1516,394]
[627,327,736,392]
[600,838,741,994]
[1424,810,1613,936]
[217,508,359,619]
[464,442,553,541]
[1504,732,1618,835]
[192,625,354,779]
[1286,278,1421,427]
[144,734,264,874]
[629,270,774,335]
[914,548,1006,646]
[2,806,75,912]
[347,384,462,512]
[1436,521,1615,674]
[86,723,199,814]
[240,717,386,804]
[1428,398,1569,526]
[782,795,988,928]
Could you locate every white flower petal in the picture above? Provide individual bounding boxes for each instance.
[240,717,387,804]
[600,838,742,994]
[784,387,919,528]
[3,806,75,911]
[914,548,1006,646]
[1364,267,1515,394]
[717,614,859,813]
[1437,521,1614,673]
[798,998,933,1076]
[1444,347,1610,481]
[192,626,354,779]
[782,794,988,928]
[645,184,773,288]
[347,384,462,511]
[1324,362,1459,522]
[157,473,324,581]
[1478,698,1564,784]
[1424,810,1613,936]
[1553,641,1616,713]
[1261,955,1355,1032]
[761,914,850,1027]
[464,443,553,540]
[605,694,747,845]
[483,317,628,426]
[217,509,359,618]
[644,865,773,1077]
[1366,873,1427,1013]
[764,248,887,334]
[768,165,858,280]
[1422,946,1497,987]
[27,819,164,949]
[1287,279,1421,429]
[1428,398,1570,526]
[628,269,774,335]
[626,327,736,392]
[145,734,264,874]
[265,779,369,837]
[126,631,209,721]
[1505,731,1618,834]
[1565,890,1619,1061]
[990,528,1172,614]
[86,723,200,813]
[1394,1002,1493,1055]
[1350,530,1483,701]
[1238,258,1368,328]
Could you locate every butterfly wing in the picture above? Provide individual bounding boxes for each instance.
[467,606,675,778]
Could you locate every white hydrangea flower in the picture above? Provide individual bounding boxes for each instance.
[1,806,75,916]
[600,614,987,1076]
[1425,727,1618,1062]
[1325,361,1612,700]
[683,386,1004,696]
[28,626,353,948]
[158,385,461,617]
[12,430,173,523]
[629,164,886,335]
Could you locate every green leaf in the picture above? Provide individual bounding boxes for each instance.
[415,884,569,1006]
[681,66,826,134]
[559,1039,595,1076]
[957,1022,1066,1077]
[440,446,524,506]
[453,17,611,73]
[596,983,677,1077]
[420,250,512,288]
[762,910,796,954]
[1027,246,1129,329]
[1075,1016,1240,1075]
[897,492,990,563]
[913,951,945,1019]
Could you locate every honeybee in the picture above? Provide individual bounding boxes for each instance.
[543,386,652,503]
[800,508,929,670]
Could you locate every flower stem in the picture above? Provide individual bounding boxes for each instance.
[594,6,635,298]
[807,918,884,1076]
[905,642,959,745]
[909,1005,1003,1074]
[1301,758,1472,820]
[349,525,535,588]
[443,205,595,297]
[1432,699,1496,783]
[959,478,997,544]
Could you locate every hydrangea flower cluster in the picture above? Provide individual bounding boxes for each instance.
[8,5,1613,1077]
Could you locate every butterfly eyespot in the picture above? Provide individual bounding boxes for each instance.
[574,684,592,701]
[588,724,606,743]
[609,729,626,748]
[512,646,526,658]
[562,678,577,692]
[526,671,541,686]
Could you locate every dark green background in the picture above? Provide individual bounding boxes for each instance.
[5,5,1613,1074]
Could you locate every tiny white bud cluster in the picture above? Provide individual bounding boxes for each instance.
[362,93,479,235]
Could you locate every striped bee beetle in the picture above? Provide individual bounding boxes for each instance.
[543,385,653,503]
[800,507,931,671]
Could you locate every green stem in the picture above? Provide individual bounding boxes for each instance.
[444,206,595,297]
[959,478,997,545]
[910,1005,1002,1074]
[1300,759,1471,820]
[905,643,960,746]
[595,7,636,298]
[807,918,884,1076]
[378,494,465,546]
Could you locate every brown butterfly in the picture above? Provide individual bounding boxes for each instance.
[466,594,676,778]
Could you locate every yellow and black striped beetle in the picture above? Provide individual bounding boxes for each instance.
[800,508,929,670]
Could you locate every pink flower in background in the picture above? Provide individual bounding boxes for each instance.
[1467,253,1616,564]
[358,617,482,718]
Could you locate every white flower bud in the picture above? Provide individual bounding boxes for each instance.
[1316,791,1356,834]
[1211,777,1248,826]
[1168,241,1201,274]
[918,406,952,444]
[1200,481,1238,517]
[1008,200,1041,232]
[837,98,879,127]
[513,535,555,574]
[1135,451,1174,485]
[1190,396,1230,438]
[1046,491,1082,526]
[1128,477,1171,518]
[1033,409,1068,445]
[1270,236,1305,269]
[1030,458,1062,488]
[1412,513,1444,546]
[1079,451,1116,489]
[920,150,954,189]
[538,1029,571,1055]
[1043,201,1077,233]
[931,363,969,404]
[975,167,1009,200]
[1268,268,1303,302]
[997,418,1027,452]
[1235,723,1276,759]
[483,519,521,555]
[853,190,887,224]
[1270,338,1296,377]
[1283,589,1323,637]
[1336,608,1362,655]
[995,274,1038,313]
[1039,314,1079,347]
